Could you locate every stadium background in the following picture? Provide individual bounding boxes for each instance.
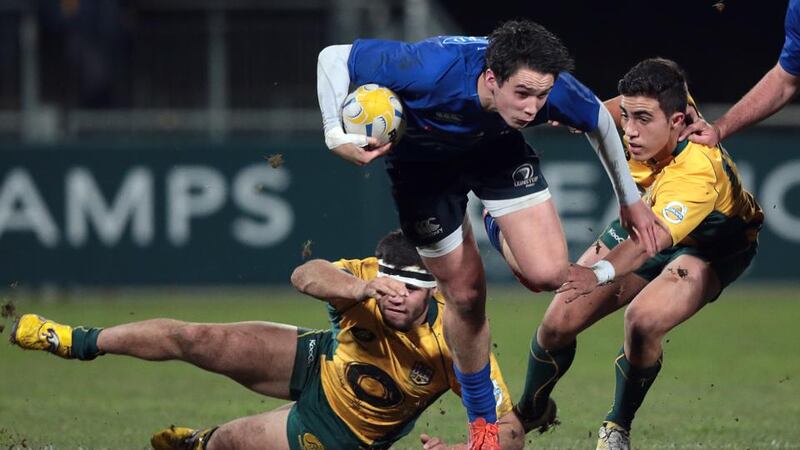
[0,1,798,449]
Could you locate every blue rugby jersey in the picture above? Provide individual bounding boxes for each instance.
[780,0,800,75]
[347,37,601,157]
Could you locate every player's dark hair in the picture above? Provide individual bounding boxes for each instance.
[375,229,424,269]
[486,19,574,84]
[618,58,688,117]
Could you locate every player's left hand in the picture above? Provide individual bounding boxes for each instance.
[556,263,598,303]
[619,200,667,257]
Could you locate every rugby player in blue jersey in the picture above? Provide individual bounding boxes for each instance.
[681,0,800,145]
[317,19,663,449]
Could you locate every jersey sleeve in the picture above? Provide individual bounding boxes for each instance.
[327,258,371,315]
[348,39,445,95]
[780,0,800,76]
[651,157,719,245]
[332,258,368,278]
[447,353,513,418]
[533,72,601,132]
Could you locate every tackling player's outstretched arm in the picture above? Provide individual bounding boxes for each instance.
[291,258,408,306]
[545,74,664,256]
[555,220,673,303]
[586,101,666,256]
[317,45,391,166]
[680,63,800,146]
[680,0,800,145]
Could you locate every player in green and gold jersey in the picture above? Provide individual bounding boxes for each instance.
[10,230,524,450]
[484,58,762,450]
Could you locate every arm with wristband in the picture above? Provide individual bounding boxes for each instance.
[556,220,673,303]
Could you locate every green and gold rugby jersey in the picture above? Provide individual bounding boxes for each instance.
[319,257,513,446]
[635,140,762,247]
[624,95,762,247]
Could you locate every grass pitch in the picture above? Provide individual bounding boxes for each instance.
[1,284,798,449]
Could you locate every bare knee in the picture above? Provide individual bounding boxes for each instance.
[173,324,223,360]
[516,264,568,292]
[206,423,264,450]
[624,306,663,349]
[539,310,581,349]
[209,410,289,450]
[440,283,485,320]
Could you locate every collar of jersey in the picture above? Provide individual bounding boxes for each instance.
[646,138,688,168]
[425,296,439,326]
[672,139,689,157]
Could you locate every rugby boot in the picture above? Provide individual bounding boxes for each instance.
[467,417,500,450]
[513,397,560,434]
[596,421,631,450]
[9,314,73,358]
[151,426,216,450]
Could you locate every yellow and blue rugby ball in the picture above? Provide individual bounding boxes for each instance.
[342,84,405,145]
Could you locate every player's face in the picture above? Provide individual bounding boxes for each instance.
[486,67,554,129]
[378,285,431,332]
[620,95,684,161]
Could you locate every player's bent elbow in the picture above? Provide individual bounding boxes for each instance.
[317,45,334,60]
[317,44,347,65]
[290,262,316,293]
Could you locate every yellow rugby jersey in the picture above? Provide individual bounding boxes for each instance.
[639,140,763,246]
[319,257,513,446]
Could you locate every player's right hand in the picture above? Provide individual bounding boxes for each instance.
[331,139,392,166]
[679,118,721,147]
[356,276,409,302]
[556,263,598,303]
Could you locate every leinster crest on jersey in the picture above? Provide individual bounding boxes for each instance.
[409,361,434,386]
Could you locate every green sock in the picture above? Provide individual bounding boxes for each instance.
[71,327,104,361]
[517,332,576,419]
[605,347,662,430]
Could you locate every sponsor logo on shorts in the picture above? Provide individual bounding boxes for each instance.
[299,432,324,450]
[492,378,503,406]
[409,361,434,386]
[307,338,317,366]
[46,328,60,353]
[350,327,376,343]
[607,227,625,244]
[662,201,687,224]
[414,217,443,239]
[512,163,539,188]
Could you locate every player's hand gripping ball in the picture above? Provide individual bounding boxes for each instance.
[342,84,405,146]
